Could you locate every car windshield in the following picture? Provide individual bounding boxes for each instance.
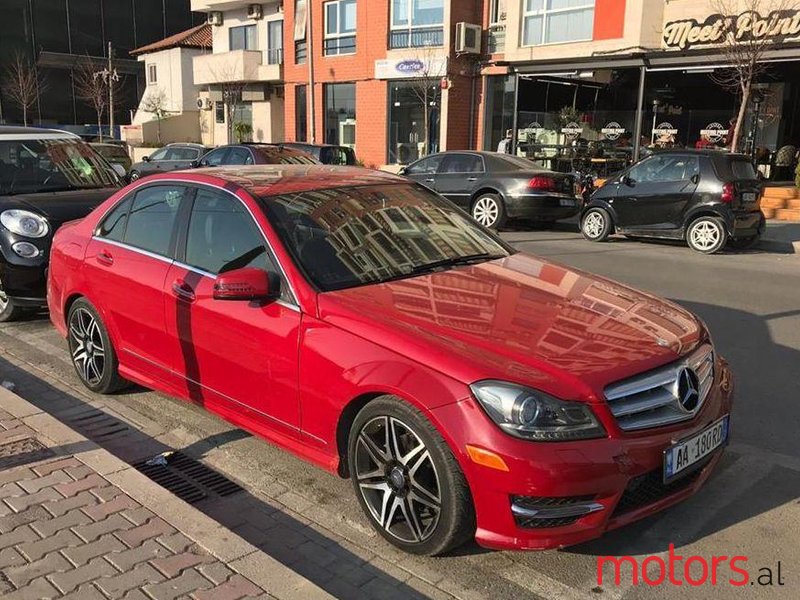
[0,138,119,195]
[254,147,319,165]
[264,183,513,292]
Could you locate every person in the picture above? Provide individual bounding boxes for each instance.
[497,129,513,154]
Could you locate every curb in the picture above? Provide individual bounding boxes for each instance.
[759,238,800,255]
[0,385,334,600]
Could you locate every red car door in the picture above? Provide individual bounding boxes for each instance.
[163,185,302,434]
[85,184,188,386]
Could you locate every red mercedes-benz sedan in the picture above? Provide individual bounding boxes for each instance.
[48,166,733,555]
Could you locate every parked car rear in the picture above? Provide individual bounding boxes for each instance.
[581,150,765,253]
[280,142,357,165]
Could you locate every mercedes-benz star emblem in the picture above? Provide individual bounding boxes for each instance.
[677,367,701,412]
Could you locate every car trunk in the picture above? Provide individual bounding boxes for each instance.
[718,156,762,213]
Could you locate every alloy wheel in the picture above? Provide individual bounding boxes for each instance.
[689,221,721,252]
[354,416,442,544]
[583,212,605,238]
[69,307,106,386]
[0,280,8,312]
[472,197,500,228]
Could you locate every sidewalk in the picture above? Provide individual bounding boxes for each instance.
[0,386,333,600]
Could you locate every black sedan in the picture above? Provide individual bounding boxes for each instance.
[581,150,765,254]
[0,127,121,321]
[279,142,357,165]
[193,144,320,167]
[401,151,578,229]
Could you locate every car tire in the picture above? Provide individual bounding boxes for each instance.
[0,281,29,323]
[471,194,507,230]
[581,208,612,242]
[348,396,475,556]
[128,170,141,182]
[67,298,127,394]
[686,216,728,254]
[727,234,761,251]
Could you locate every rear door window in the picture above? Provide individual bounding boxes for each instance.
[439,154,484,174]
[123,185,185,256]
[97,197,132,242]
[730,159,757,180]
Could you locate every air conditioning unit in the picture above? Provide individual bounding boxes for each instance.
[455,22,482,54]
[247,4,263,19]
[196,97,213,111]
[207,11,223,26]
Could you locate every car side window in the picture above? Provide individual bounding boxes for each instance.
[226,147,253,165]
[149,148,168,161]
[203,148,228,166]
[406,156,442,175]
[123,186,185,256]
[168,148,196,161]
[97,197,132,242]
[440,154,483,174]
[629,156,699,184]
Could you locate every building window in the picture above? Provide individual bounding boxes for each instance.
[230,25,257,51]
[324,83,356,148]
[295,40,308,64]
[490,0,507,24]
[267,19,284,64]
[388,80,441,164]
[295,85,308,142]
[147,64,157,85]
[522,0,595,46]
[295,0,308,63]
[390,0,444,49]
[215,101,225,124]
[324,0,356,56]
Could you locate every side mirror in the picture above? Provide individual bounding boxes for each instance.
[622,175,635,187]
[190,160,200,168]
[690,173,700,185]
[142,156,150,162]
[397,167,408,176]
[111,163,127,179]
[213,268,277,302]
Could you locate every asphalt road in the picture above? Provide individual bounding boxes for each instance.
[0,227,798,600]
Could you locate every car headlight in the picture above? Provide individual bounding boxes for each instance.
[1,210,49,238]
[470,380,606,442]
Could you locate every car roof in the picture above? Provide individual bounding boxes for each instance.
[166,142,207,149]
[0,126,80,140]
[160,165,404,198]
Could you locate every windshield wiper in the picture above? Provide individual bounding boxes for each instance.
[410,253,503,275]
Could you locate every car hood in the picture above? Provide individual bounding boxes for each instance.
[317,253,704,400]
[3,188,119,226]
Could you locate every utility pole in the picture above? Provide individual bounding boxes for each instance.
[93,43,120,140]
[307,0,316,144]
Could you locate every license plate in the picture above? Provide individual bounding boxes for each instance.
[560,198,576,207]
[743,192,757,202]
[663,416,729,482]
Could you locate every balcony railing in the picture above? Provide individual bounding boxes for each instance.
[193,50,281,85]
[267,47,284,65]
[389,26,444,49]
[487,25,506,54]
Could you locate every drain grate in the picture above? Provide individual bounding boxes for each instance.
[133,451,244,505]
[0,437,56,469]
[61,408,130,442]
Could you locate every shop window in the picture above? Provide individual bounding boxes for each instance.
[215,102,225,124]
[295,85,308,141]
[522,0,595,47]
[325,83,356,148]
[324,0,356,56]
[390,0,444,49]
[388,80,441,164]
[230,25,257,51]
[147,64,157,85]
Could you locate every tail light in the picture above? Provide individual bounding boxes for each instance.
[529,176,557,191]
[721,183,735,204]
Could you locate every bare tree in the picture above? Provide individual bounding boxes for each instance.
[2,52,40,126]
[140,88,170,145]
[73,56,108,141]
[204,60,257,143]
[405,46,448,157]
[710,0,800,151]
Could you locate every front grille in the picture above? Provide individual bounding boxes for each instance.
[613,468,702,516]
[512,495,600,529]
[516,515,583,529]
[604,344,714,431]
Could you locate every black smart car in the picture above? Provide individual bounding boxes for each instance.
[402,151,578,229]
[581,150,765,254]
[0,127,122,321]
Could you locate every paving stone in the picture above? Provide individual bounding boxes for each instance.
[144,568,216,600]
[73,513,134,543]
[196,562,235,585]
[32,457,82,477]
[64,464,95,481]
[17,470,72,493]
[157,532,195,553]
[117,517,175,547]
[83,494,139,521]
[192,574,265,600]
[5,486,61,511]
[106,538,173,571]
[0,524,40,550]
[0,481,25,500]
[0,424,35,442]
[62,533,127,566]
[55,473,109,498]
[18,528,83,561]
[91,485,123,502]
[95,562,166,597]
[122,506,156,526]
[0,546,27,569]
[50,556,119,594]
[0,504,50,533]
[5,550,72,588]
[31,507,91,537]
[0,466,35,485]
[60,583,108,600]
[0,576,60,600]
[42,490,98,517]
[151,547,213,578]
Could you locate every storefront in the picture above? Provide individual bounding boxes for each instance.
[485,4,800,180]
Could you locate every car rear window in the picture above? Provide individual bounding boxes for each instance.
[730,159,757,180]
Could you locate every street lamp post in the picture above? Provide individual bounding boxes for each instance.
[93,41,120,140]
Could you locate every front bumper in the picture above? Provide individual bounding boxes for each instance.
[506,193,581,221]
[431,357,734,551]
[0,260,48,305]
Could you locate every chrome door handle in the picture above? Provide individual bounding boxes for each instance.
[96,251,113,266]
[467,177,478,182]
[172,280,196,302]
[425,178,435,183]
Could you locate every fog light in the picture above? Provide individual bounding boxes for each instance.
[12,241,41,258]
